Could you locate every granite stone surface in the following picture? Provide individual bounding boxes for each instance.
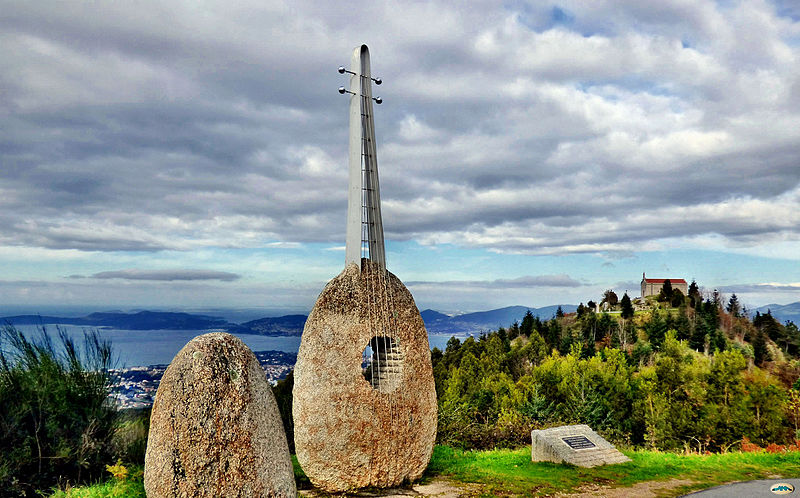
[144,332,296,497]
[293,261,437,493]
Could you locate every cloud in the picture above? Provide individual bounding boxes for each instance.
[0,0,798,261]
[86,269,241,282]
[406,273,582,289]
[720,282,800,293]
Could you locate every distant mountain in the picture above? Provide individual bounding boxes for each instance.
[2,304,580,337]
[2,311,230,331]
[420,309,450,322]
[85,311,230,330]
[755,302,800,325]
[239,315,307,336]
[422,305,577,335]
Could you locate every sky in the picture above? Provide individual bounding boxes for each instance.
[2,0,800,316]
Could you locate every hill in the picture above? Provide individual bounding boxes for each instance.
[2,311,234,332]
[239,315,307,336]
[2,305,580,337]
[756,302,800,325]
[421,305,577,335]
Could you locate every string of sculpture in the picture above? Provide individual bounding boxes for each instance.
[292,44,437,492]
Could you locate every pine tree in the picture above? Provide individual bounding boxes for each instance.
[521,311,534,337]
[670,289,685,308]
[675,304,692,341]
[688,280,701,308]
[726,294,741,318]
[690,317,707,352]
[508,321,520,341]
[753,330,770,366]
[660,279,673,302]
[646,310,668,349]
[620,293,634,319]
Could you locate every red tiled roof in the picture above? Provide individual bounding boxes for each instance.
[643,278,687,284]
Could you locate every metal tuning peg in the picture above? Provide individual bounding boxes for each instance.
[372,77,382,85]
[338,66,355,75]
[373,96,382,104]
[338,86,355,96]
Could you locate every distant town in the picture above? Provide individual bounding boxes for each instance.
[109,350,295,410]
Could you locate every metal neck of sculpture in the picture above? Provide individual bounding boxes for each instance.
[344,44,385,270]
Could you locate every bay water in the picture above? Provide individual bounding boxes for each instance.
[7,324,465,368]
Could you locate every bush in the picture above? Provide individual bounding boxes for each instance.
[0,325,117,496]
[111,409,150,465]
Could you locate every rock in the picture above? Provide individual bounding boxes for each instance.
[293,261,438,493]
[531,424,631,468]
[144,332,296,497]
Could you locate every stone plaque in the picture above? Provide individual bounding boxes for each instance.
[562,435,596,450]
[531,425,630,468]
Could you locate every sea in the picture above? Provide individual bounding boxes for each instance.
[6,324,466,368]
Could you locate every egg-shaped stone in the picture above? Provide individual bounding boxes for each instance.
[145,332,296,497]
[293,261,437,492]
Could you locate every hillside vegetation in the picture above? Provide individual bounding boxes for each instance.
[6,284,800,496]
[431,288,800,452]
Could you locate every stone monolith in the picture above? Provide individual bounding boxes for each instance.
[144,332,296,497]
[293,261,438,493]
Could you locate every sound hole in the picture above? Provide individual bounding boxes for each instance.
[361,336,403,393]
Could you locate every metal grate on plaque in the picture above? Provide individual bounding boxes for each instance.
[561,435,596,450]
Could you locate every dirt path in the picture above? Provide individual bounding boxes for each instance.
[556,478,696,497]
[300,477,697,497]
[298,478,480,497]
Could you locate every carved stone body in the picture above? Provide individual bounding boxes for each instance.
[144,332,296,498]
[293,261,437,492]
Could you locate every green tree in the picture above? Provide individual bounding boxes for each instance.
[753,330,770,366]
[508,321,520,341]
[645,310,668,350]
[688,280,701,308]
[674,304,692,341]
[658,279,673,302]
[726,294,741,318]
[544,318,561,351]
[689,318,708,352]
[602,290,619,307]
[0,326,117,496]
[782,321,800,355]
[272,371,295,453]
[670,288,685,308]
[620,293,634,320]
[520,311,534,337]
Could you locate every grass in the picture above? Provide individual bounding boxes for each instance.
[49,465,145,498]
[49,447,800,497]
[425,446,800,496]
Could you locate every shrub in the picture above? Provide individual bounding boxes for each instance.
[0,325,117,495]
[111,409,150,465]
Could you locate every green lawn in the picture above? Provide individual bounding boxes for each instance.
[426,446,800,496]
[50,447,800,497]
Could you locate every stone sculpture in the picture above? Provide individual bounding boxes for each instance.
[292,44,437,492]
[293,261,437,491]
[144,332,296,497]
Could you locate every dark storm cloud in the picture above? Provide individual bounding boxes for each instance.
[1,0,799,255]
